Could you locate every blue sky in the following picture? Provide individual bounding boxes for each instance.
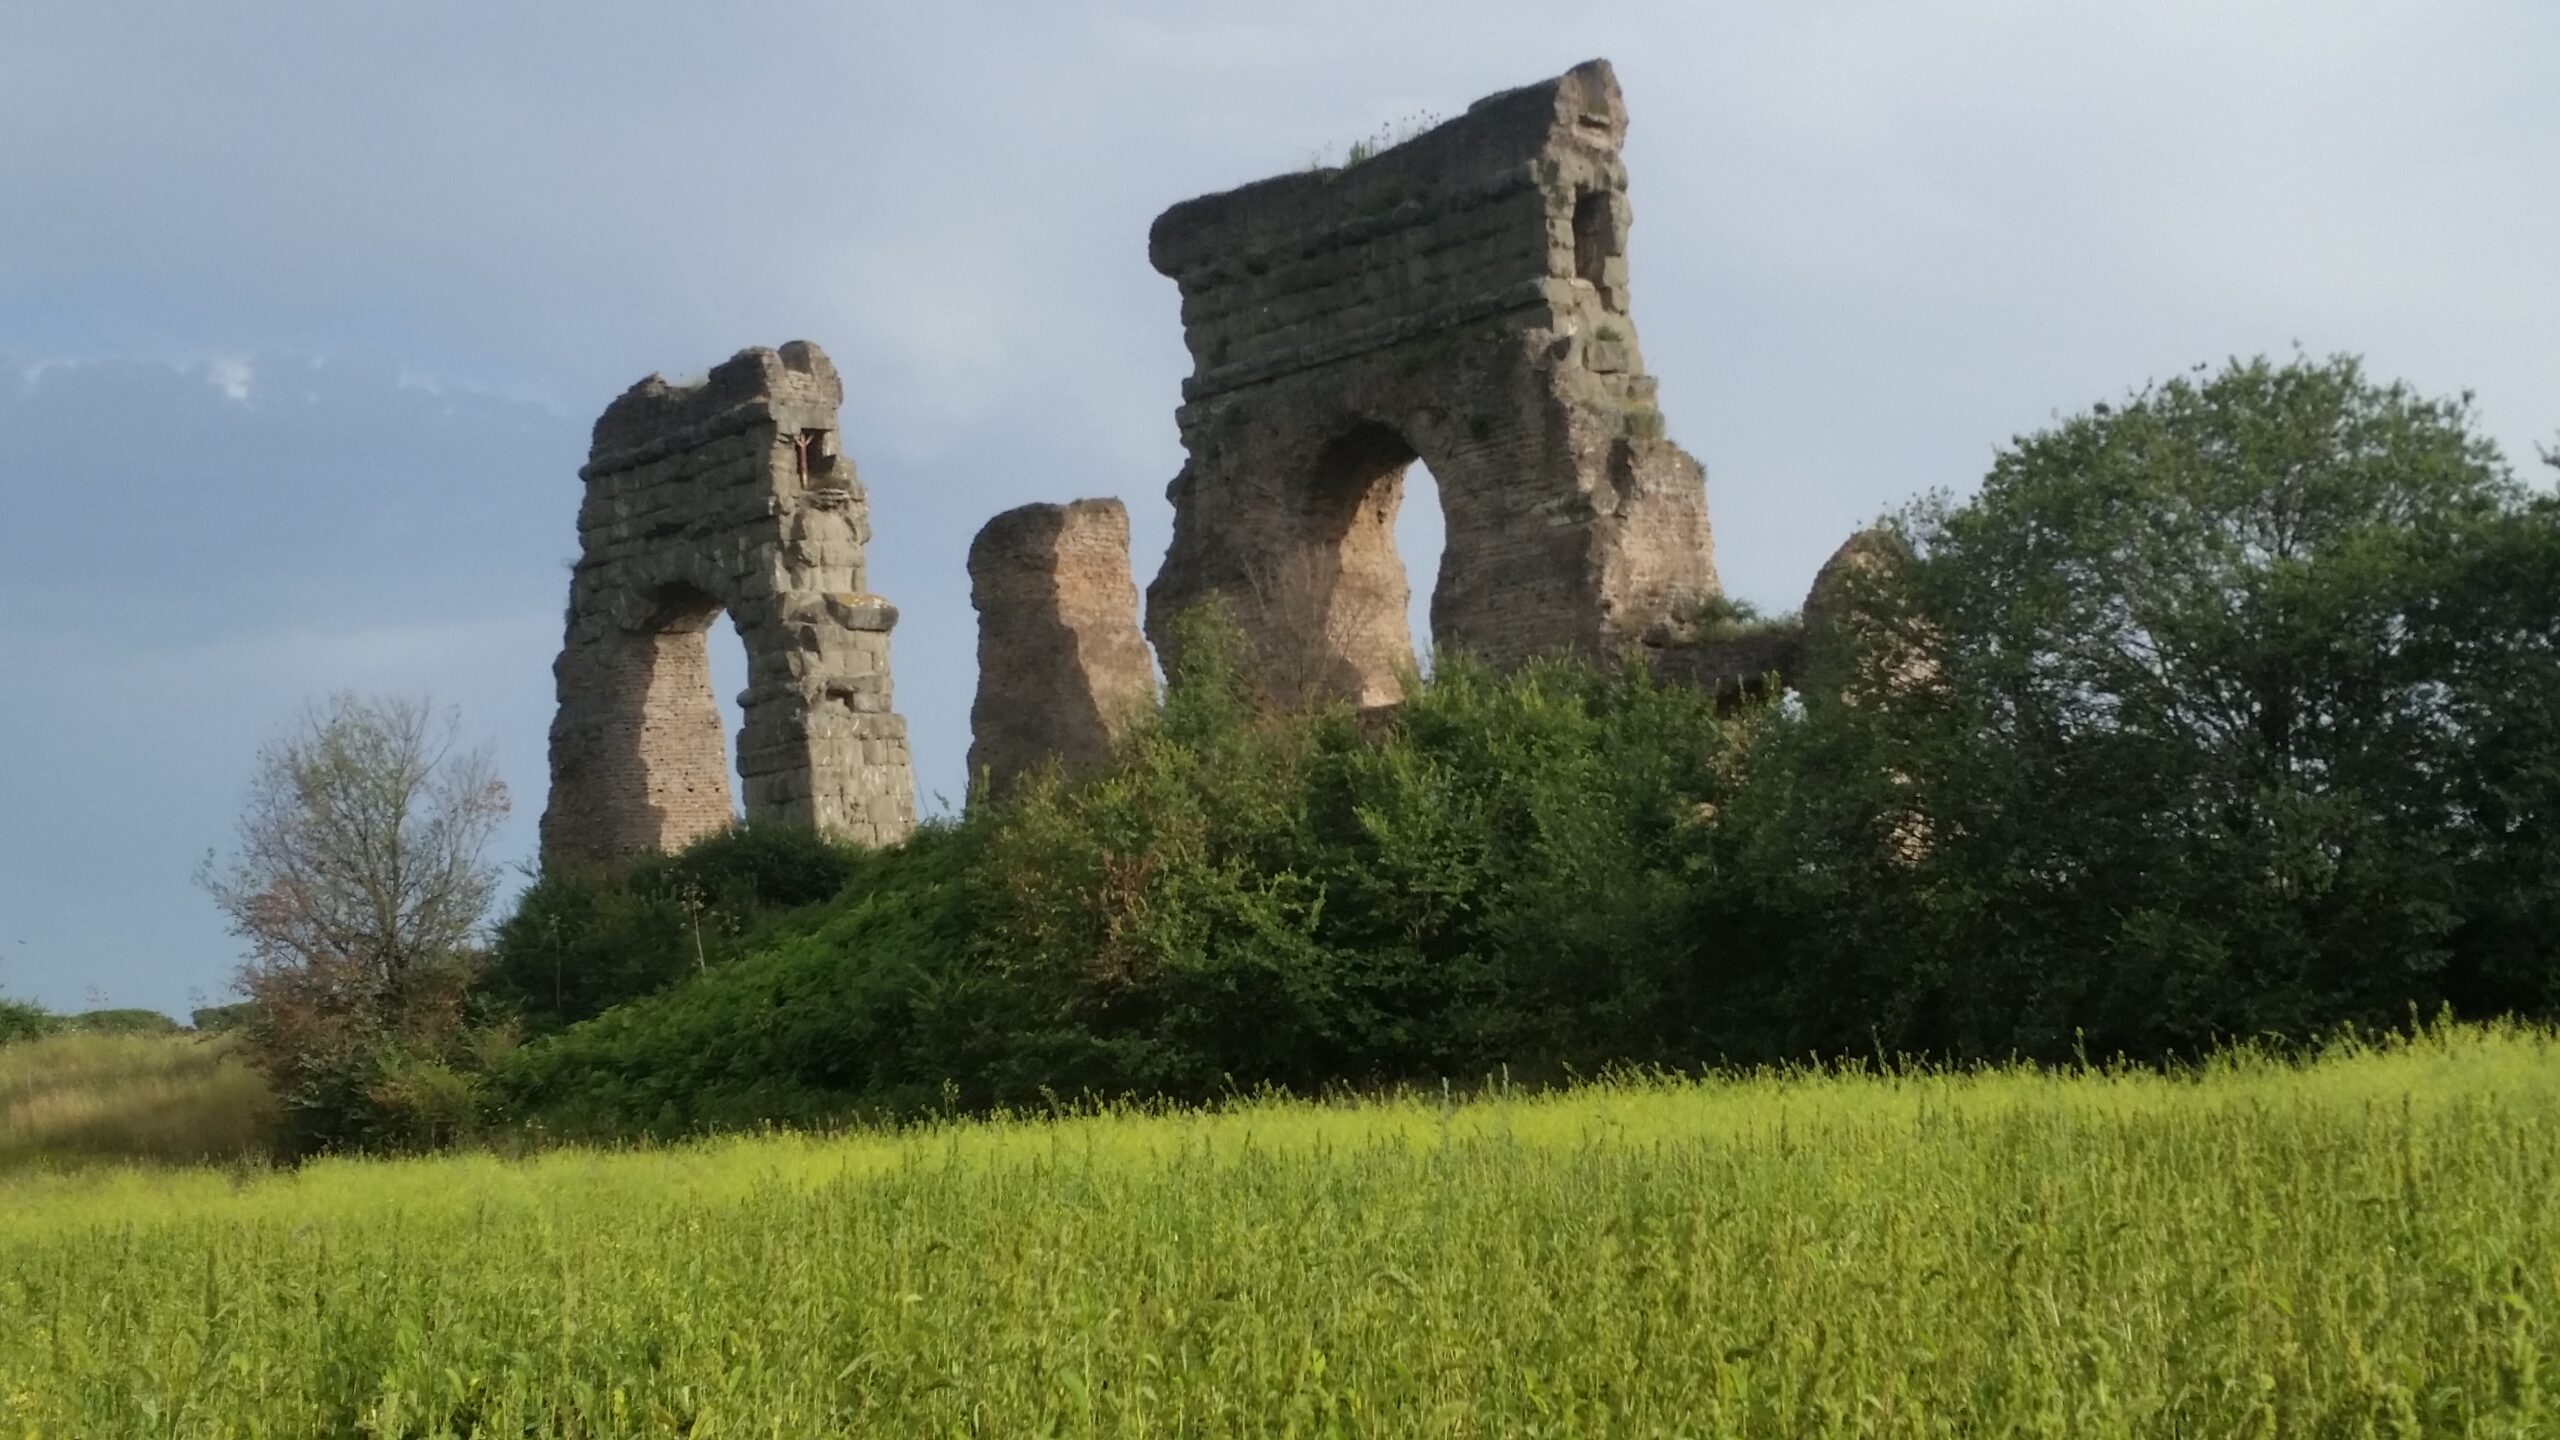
[2,1,2553,1015]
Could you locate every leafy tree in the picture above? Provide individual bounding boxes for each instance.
[2427,460,2560,1015]
[1731,354,2546,1058]
[197,693,509,1152]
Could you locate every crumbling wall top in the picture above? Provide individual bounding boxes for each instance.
[589,341,843,471]
[1147,59,1635,403]
[1149,59,1624,276]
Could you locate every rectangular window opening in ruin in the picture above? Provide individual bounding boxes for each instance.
[1572,189,1613,294]
[795,428,840,482]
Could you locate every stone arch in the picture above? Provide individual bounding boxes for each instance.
[1144,59,1719,705]
[1243,416,1427,707]
[634,579,739,833]
[540,342,915,869]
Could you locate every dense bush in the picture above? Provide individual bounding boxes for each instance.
[0,1000,56,1047]
[494,827,980,1136]
[484,824,874,1033]
[970,609,1750,1097]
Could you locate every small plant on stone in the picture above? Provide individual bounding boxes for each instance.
[1317,110,1444,172]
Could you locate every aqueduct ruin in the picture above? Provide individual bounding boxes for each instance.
[1141,58,1720,708]
[547,60,1838,849]
[967,499,1157,795]
[540,342,914,867]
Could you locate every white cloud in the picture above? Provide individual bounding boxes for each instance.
[203,355,253,401]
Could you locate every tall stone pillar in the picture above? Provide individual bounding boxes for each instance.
[967,499,1157,796]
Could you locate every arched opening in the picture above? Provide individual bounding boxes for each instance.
[614,584,738,849]
[1396,460,1444,679]
[1246,420,1449,709]
[707,613,751,821]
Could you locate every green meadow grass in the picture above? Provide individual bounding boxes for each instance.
[2,1025,2554,1437]
[0,1030,274,1171]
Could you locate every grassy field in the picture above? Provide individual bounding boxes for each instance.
[1,1025,2553,1437]
[0,1029,273,1171]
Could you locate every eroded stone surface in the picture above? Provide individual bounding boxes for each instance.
[541,342,915,867]
[967,499,1158,796]
[1644,620,1805,702]
[1799,526,1919,706]
[1143,59,1719,707]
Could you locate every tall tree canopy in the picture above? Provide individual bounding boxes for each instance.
[1728,354,2558,1059]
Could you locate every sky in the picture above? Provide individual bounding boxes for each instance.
[1,1,2553,1016]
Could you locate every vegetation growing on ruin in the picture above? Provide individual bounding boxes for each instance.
[5,1022,2555,1434]
[106,352,2554,1158]
[1311,109,1445,171]
[399,353,2560,1145]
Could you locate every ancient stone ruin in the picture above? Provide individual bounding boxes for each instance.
[966,499,1157,795]
[540,342,915,867]
[544,61,1836,855]
[1143,58,1720,708]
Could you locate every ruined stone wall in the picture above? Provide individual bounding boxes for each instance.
[1145,58,1719,707]
[966,499,1157,796]
[541,342,915,868]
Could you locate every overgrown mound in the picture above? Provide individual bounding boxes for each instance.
[461,353,2560,1146]
[493,633,1749,1137]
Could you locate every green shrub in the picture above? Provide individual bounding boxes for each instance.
[0,1000,57,1047]
[484,824,870,1032]
[973,614,1753,1097]
[64,1008,182,1037]
[496,826,981,1137]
